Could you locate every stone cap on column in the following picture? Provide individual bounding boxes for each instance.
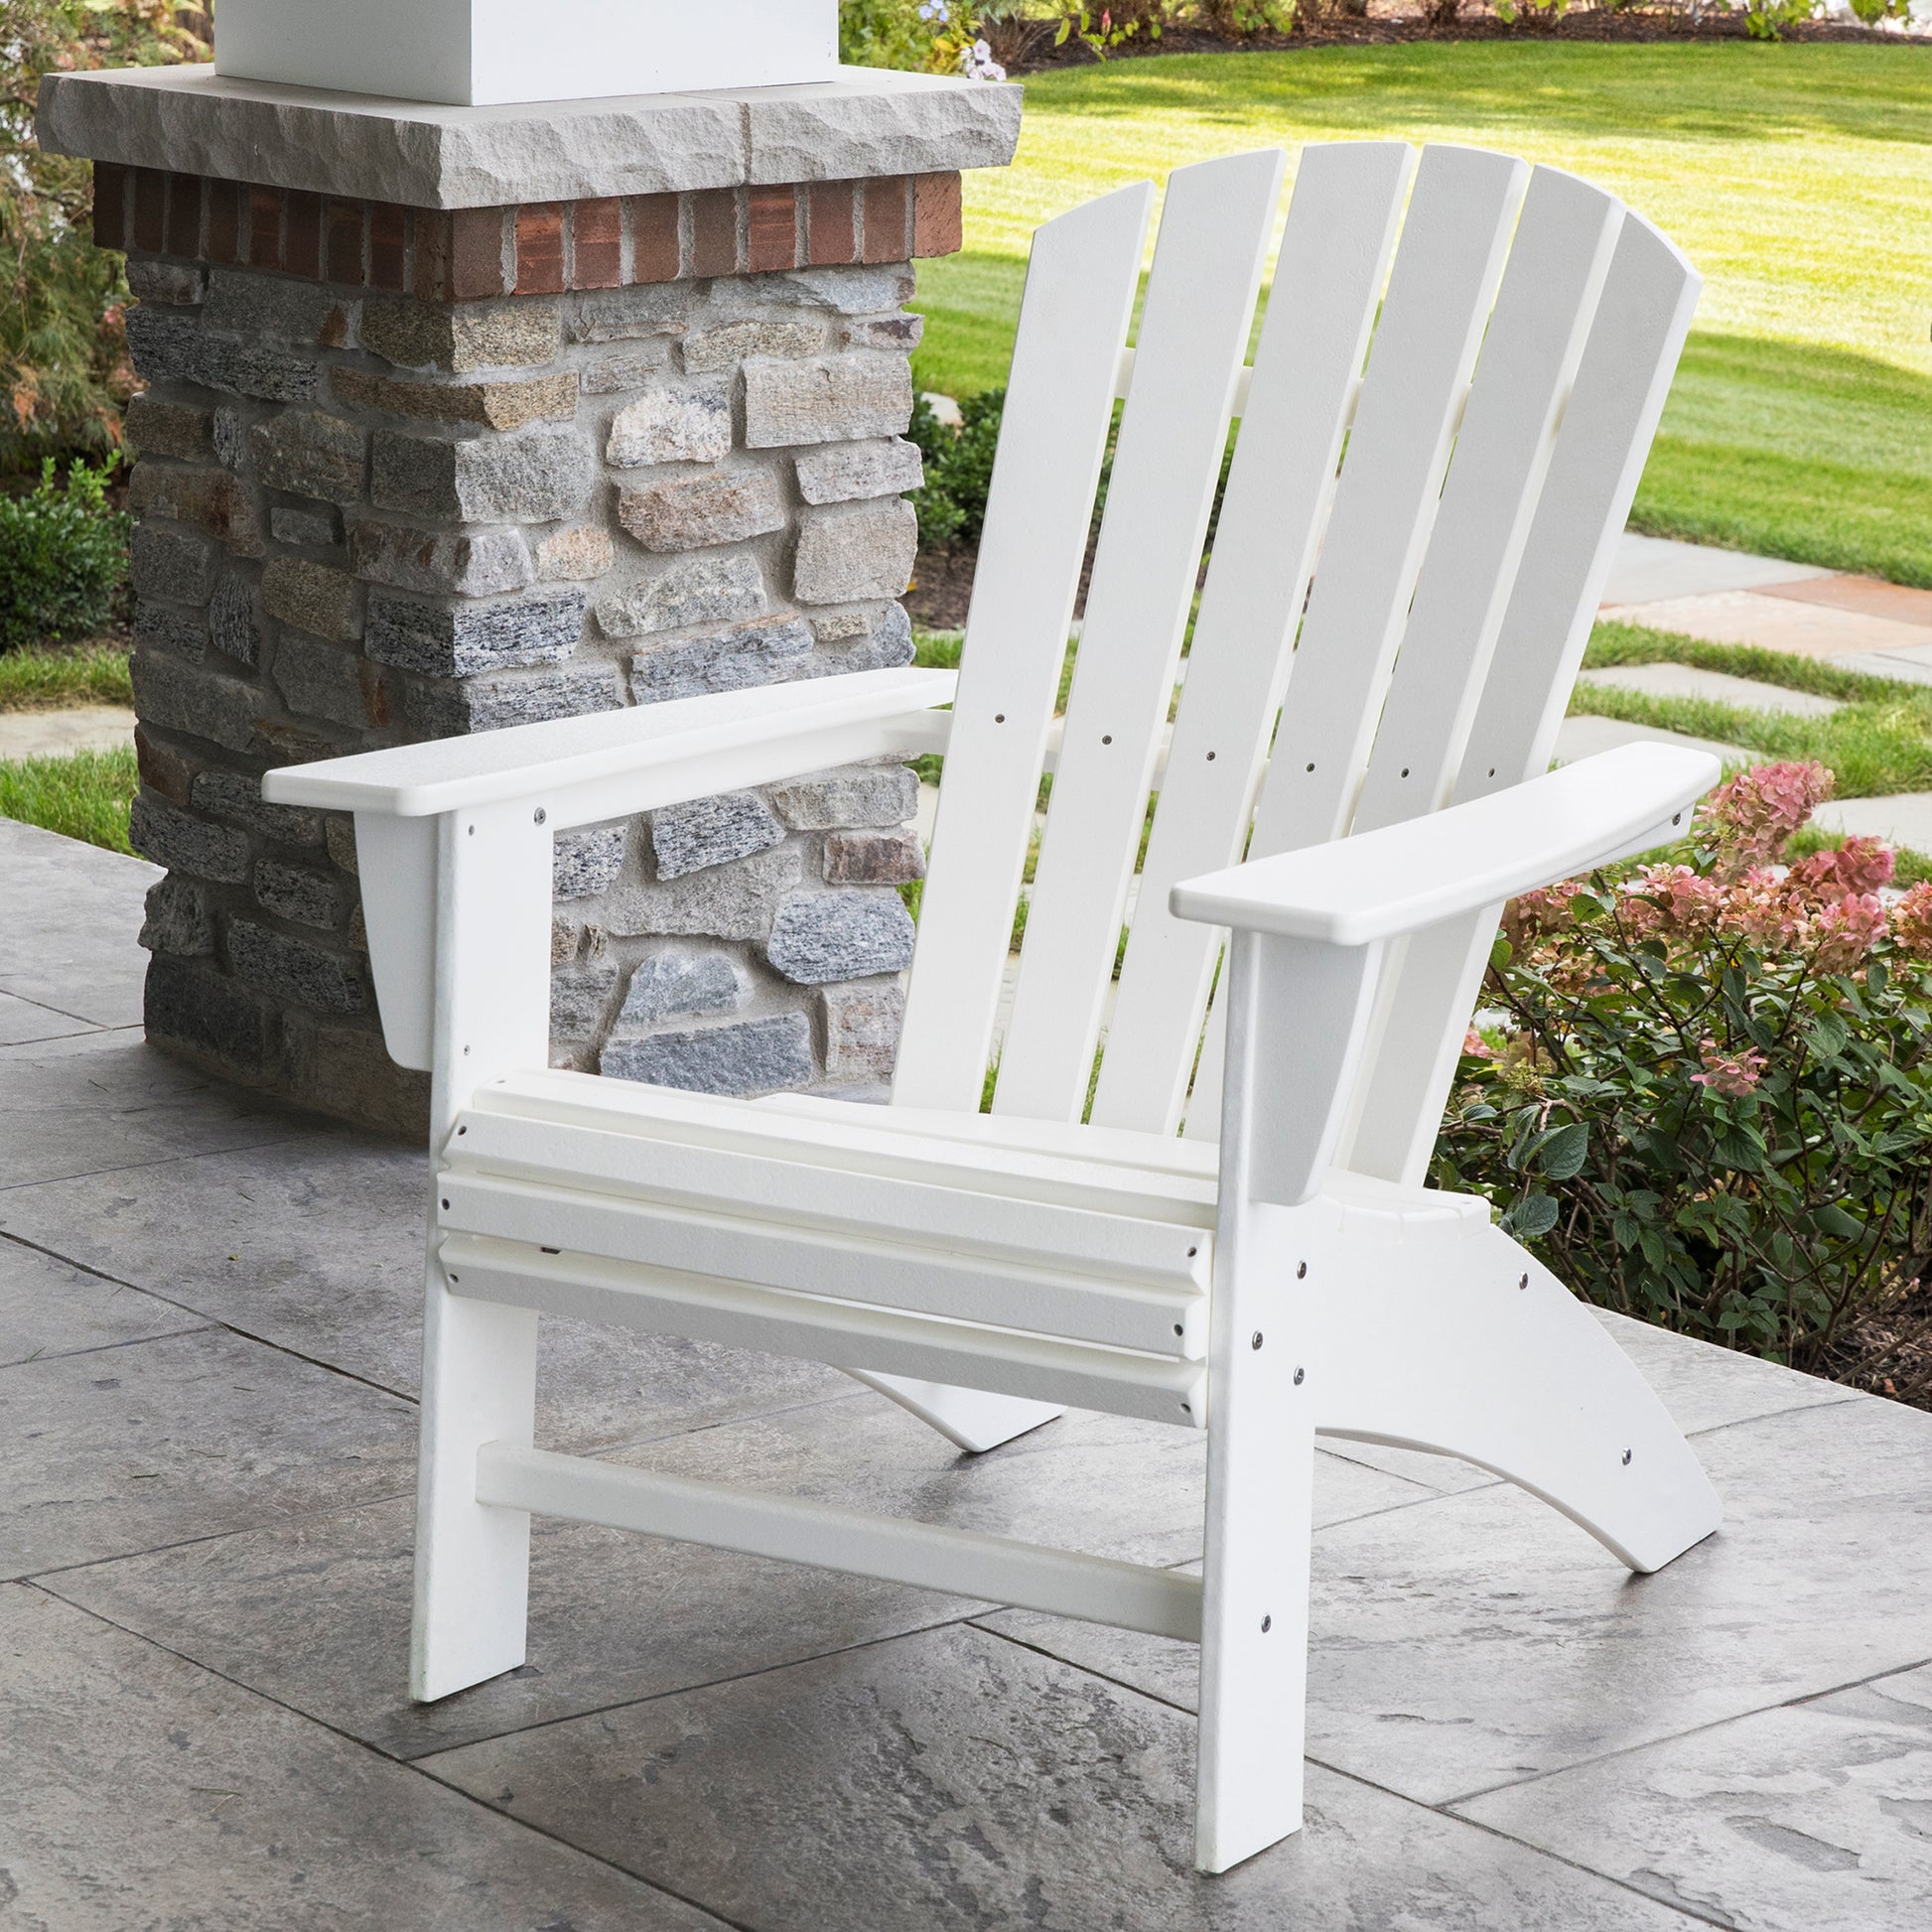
[37,63,1022,209]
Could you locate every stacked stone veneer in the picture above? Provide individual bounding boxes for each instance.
[106,162,959,1135]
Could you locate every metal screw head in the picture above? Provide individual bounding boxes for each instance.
[1296,1261,1308,1280]
[1519,1273,1530,1291]
[533,807,547,826]
[1251,1331,1264,1351]
[1261,1614,1273,1634]
[1621,1449,1633,1465]
[1293,1366,1306,1386]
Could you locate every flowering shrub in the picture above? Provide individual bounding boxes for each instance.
[1433,761,1932,1375]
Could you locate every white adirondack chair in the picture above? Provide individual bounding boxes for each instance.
[265,142,1725,1873]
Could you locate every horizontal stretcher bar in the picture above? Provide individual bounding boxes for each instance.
[476,1442,1206,1644]
[441,1233,1208,1430]
[438,1170,1207,1358]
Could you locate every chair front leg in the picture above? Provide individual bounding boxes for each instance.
[405,801,554,1704]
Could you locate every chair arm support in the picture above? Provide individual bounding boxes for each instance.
[1170,743,1719,948]
[261,667,956,828]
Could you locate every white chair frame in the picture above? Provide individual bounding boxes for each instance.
[268,142,1724,1873]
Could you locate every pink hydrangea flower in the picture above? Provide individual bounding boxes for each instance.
[1692,1038,1767,1098]
[1890,882,1932,959]
[1811,893,1888,974]
[1634,863,1720,935]
[1699,761,1834,873]
[1789,835,1895,898]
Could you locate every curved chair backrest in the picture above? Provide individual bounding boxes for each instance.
[893,142,1698,1157]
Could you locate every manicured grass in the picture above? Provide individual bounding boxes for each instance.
[913,45,1932,585]
[1578,620,1932,802]
[0,744,139,855]
[0,641,133,712]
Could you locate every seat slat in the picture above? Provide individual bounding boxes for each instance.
[1343,212,1703,1185]
[894,182,1155,1113]
[441,1234,1208,1430]
[470,1069,1217,1216]
[450,1111,1208,1289]
[439,1171,1205,1356]
[1092,142,1416,1136]
[996,149,1288,1123]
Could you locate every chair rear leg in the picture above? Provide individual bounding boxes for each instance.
[848,1371,1064,1454]
[1311,1221,1723,1575]
[410,1256,540,1704]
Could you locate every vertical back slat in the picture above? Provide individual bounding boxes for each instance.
[893,182,1155,1113]
[1350,166,1625,838]
[1090,142,1416,1137]
[1251,144,1530,863]
[993,149,1289,1123]
[1184,143,1530,1144]
[1343,211,1703,1184]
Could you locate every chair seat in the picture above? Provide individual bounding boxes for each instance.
[438,1068,1491,1403]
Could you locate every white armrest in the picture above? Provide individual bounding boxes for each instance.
[1172,743,1719,947]
[260,667,956,825]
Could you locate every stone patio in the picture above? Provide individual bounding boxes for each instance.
[3,810,1930,1930]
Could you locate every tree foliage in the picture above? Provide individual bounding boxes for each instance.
[0,3,206,470]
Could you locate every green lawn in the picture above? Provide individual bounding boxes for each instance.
[912,44,1932,586]
[0,744,137,854]
[0,641,132,712]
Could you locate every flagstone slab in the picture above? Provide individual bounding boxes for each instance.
[423,1620,1697,1931]
[1457,1662,1932,1931]
[967,1396,1929,1810]
[0,1324,416,1580]
[41,1393,1429,1762]
[1577,661,1843,717]
[0,705,137,761]
[0,1237,206,1370]
[0,1136,855,1448]
[1811,792,1932,856]
[0,1032,310,1195]
[1555,713,1751,767]
[1762,573,1932,629]
[1601,590,1932,660]
[0,1585,725,1930]
[0,989,103,1046]
[0,816,154,1027]
[1602,534,1833,607]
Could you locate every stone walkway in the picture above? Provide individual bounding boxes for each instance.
[3,811,1931,1928]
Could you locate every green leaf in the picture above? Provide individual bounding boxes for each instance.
[1505,1192,1560,1240]
[1535,1120,1590,1181]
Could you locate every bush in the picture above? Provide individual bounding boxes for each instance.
[1433,762,1932,1376]
[907,389,1005,549]
[0,455,129,650]
[839,0,945,68]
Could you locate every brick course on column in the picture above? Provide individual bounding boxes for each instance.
[103,160,961,1135]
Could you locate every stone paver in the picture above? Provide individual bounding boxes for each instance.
[1555,713,1750,767]
[1459,1662,1932,1931]
[1810,793,1932,854]
[1578,660,1843,718]
[0,1586,725,1931]
[2,811,1930,1925]
[1601,588,1932,661]
[1602,533,1832,606]
[0,704,136,761]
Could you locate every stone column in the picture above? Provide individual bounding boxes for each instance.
[38,66,1017,1135]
